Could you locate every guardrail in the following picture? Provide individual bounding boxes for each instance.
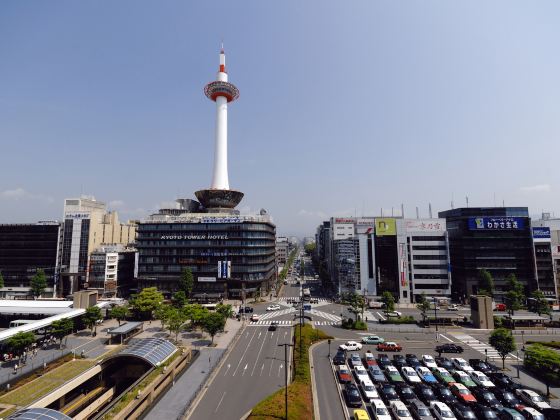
[511,328,560,335]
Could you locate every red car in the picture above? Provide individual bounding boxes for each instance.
[495,303,506,311]
[450,382,477,403]
[337,365,352,384]
[363,352,378,367]
[377,342,402,352]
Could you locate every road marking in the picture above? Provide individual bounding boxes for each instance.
[278,363,283,377]
[242,363,248,376]
[223,363,231,376]
[251,330,269,376]
[214,391,226,413]
[439,334,453,342]
[269,328,281,376]
[232,328,258,376]
[376,312,386,321]
[260,363,265,376]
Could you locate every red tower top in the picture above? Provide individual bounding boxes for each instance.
[204,46,239,103]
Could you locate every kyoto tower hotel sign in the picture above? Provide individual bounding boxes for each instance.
[195,46,244,211]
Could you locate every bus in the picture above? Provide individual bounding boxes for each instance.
[9,320,35,328]
[303,288,311,301]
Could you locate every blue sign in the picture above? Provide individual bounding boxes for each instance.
[532,227,551,239]
[468,217,525,230]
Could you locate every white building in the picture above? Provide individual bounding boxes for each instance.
[276,236,290,265]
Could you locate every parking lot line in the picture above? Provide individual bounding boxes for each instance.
[438,333,453,342]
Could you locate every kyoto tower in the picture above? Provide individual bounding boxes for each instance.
[195,46,244,211]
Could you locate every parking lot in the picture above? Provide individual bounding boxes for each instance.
[317,334,558,420]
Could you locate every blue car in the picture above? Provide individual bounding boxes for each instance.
[416,366,438,383]
[368,365,387,383]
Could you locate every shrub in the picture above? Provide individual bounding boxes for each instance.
[380,316,416,325]
[341,319,368,330]
[494,316,503,328]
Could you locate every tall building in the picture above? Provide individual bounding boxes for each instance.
[0,222,61,297]
[88,244,138,298]
[439,207,535,302]
[531,213,560,302]
[136,48,276,300]
[59,196,136,297]
[276,236,290,265]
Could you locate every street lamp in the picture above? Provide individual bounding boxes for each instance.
[484,349,488,363]
[278,342,294,420]
[328,339,331,358]
[521,330,525,351]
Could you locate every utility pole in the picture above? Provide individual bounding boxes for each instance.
[278,342,294,419]
[434,297,439,341]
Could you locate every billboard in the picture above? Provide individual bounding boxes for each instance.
[217,261,231,279]
[198,277,217,282]
[375,218,396,236]
[532,227,551,242]
[356,217,375,234]
[468,217,525,231]
[405,219,446,233]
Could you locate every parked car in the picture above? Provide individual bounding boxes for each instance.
[371,399,392,420]
[435,357,455,370]
[393,354,408,369]
[415,383,438,404]
[402,366,422,384]
[430,401,457,420]
[353,408,370,420]
[472,388,502,410]
[386,365,405,383]
[377,342,402,352]
[379,383,399,404]
[350,352,364,368]
[471,404,499,420]
[396,383,418,404]
[362,335,385,344]
[377,353,392,368]
[337,364,352,383]
[406,354,422,368]
[449,382,477,404]
[339,341,363,351]
[487,372,521,391]
[391,400,414,420]
[432,384,457,405]
[469,359,495,374]
[493,389,525,411]
[416,366,438,384]
[369,365,388,383]
[451,403,477,420]
[515,389,551,410]
[520,407,545,420]
[495,303,506,312]
[448,304,460,311]
[345,382,363,407]
[433,367,455,384]
[333,350,346,365]
[422,354,438,369]
[409,399,435,420]
[451,358,473,373]
[436,344,464,354]
[386,310,403,318]
[470,371,496,388]
[359,379,380,403]
[496,407,525,420]
[542,408,560,420]
[364,351,378,367]
[452,370,477,388]
[354,365,370,382]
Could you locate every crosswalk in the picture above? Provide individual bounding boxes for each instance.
[277,297,331,304]
[248,320,293,326]
[258,308,296,320]
[313,321,338,326]
[309,309,342,322]
[450,333,520,361]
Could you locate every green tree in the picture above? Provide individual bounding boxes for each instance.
[524,343,560,397]
[179,268,194,298]
[171,291,187,308]
[381,291,396,313]
[7,332,35,357]
[477,269,495,297]
[110,304,130,326]
[531,290,551,316]
[30,268,47,298]
[130,287,164,319]
[167,308,187,342]
[183,304,209,330]
[202,312,226,344]
[347,293,365,322]
[155,304,174,332]
[83,306,103,336]
[216,303,234,319]
[416,293,432,323]
[304,243,316,255]
[50,318,73,349]
[489,328,516,369]
[0,271,4,289]
[505,273,525,316]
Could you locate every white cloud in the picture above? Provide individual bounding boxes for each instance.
[0,188,54,203]
[520,184,551,193]
[108,200,125,209]
[298,209,328,219]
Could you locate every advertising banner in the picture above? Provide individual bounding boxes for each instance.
[405,219,446,233]
[198,277,217,282]
[375,218,396,236]
[468,217,525,231]
[532,227,551,242]
[218,261,231,279]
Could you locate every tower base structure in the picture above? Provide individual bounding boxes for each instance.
[195,189,244,211]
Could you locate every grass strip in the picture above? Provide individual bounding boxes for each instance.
[249,324,332,420]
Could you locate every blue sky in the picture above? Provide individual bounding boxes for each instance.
[1,1,559,236]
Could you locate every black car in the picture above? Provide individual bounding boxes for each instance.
[488,372,523,392]
[472,404,499,420]
[396,384,417,403]
[432,383,457,405]
[268,321,278,331]
[469,359,495,373]
[344,383,362,407]
[451,402,477,420]
[406,354,422,368]
[377,354,392,368]
[414,383,437,404]
[543,408,560,420]
[333,350,346,365]
[409,399,435,420]
[379,383,399,404]
[472,388,502,410]
[435,343,464,354]
[393,354,408,369]
[238,306,254,313]
[434,357,454,371]
[493,389,524,411]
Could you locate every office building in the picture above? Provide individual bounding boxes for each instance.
[88,245,138,298]
[276,236,290,265]
[531,213,560,301]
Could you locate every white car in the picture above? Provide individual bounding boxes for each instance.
[401,366,422,384]
[516,389,551,410]
[359,379,379,402]
[469,370,495,388]
[451,357,473,372]
[371,399,392,420]
[520,407,545,420]
[430,401,457,420]
[448,304,459,311]
[422,354,437,369]
[354,365,370,382]
[250,314,260,322]
[386,311,402,318]
[339,341,363,351]
[390,400,413,420]
[266,304,281,311]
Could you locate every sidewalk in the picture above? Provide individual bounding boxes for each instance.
[508,360,560,408]
[143,317,244,419]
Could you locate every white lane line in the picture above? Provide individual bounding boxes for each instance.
[251,330,269,376]
[214,391,226,413]
[232,327,258,376]
[223,363,231,376]
[269,327,281,376]
[376,312,386,321]
[439,334,453,343]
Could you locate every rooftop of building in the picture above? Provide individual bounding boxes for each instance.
[142,211,274,225]
[438,207,529,218]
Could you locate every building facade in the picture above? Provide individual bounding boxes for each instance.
[136,210,276,300]
[276,236,289,265]
[0,222,61,297]
[439,207,536,302]
[88,245,138,298]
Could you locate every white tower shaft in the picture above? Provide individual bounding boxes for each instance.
[211,69,229,190]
